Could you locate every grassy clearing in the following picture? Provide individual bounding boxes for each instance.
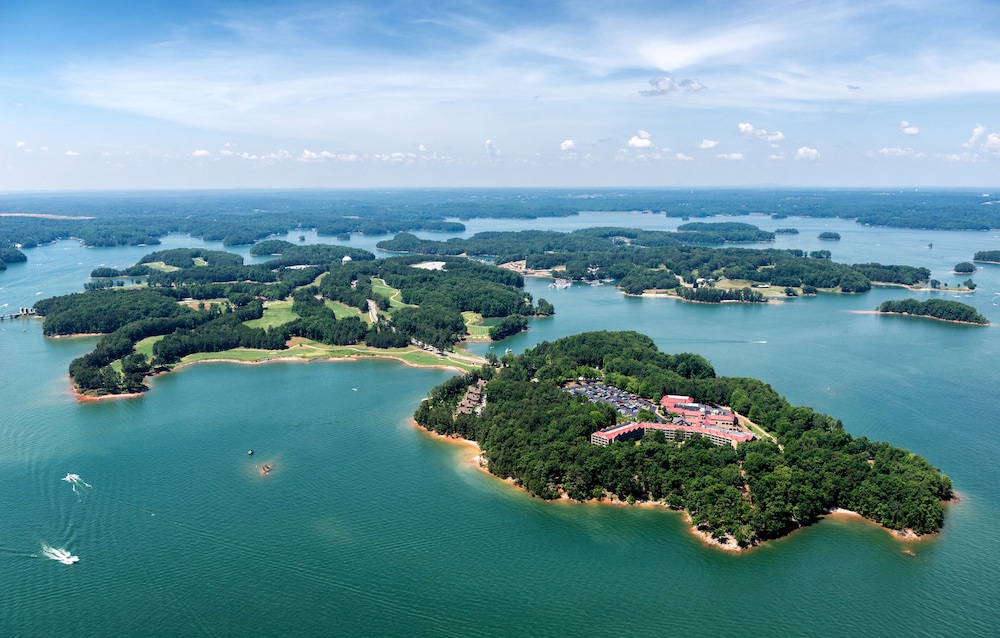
[176,340,483,372]
[325,300,365,320]
[462,311,492,340]
[134,335,163,359]
[714,279,795,298]
[371,278,414,310]
[179,298,229,310]
[245,300,298,329]
[192,257,208,266]
[143,261,181,273]
[306,272,327,287]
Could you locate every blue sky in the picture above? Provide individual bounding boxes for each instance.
[2,0,999,190]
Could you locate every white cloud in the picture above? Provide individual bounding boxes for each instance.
[768,154,784,160]
[717,152,744,160]
[640,76,706,97]
[899,120,919,135]
[628,136,653,149]
[65,150,79,156]
[700,139,718,149]
[877,147,925,158]
[418,144,428,152]
[485,139,501,158]
[40,146,48,151]
[982,132,1000,154]
[16,140,26,148]
[560,139,576,151]
[675,153,694,161]
[220,149,234,156]
[637,130,651,139]
[794,146,820,161]
[964,124,987,149]
[192,149,210,157]
[739,122,784,142]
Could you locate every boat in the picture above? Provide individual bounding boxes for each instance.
[548,278,571,289]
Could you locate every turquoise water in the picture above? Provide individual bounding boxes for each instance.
[3,204,1000,635]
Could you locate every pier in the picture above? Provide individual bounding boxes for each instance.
[0,307,36,320]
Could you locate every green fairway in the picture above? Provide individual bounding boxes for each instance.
[176,340,484,372]
[371,278,414,310]
[244,300,298,328]
[462,311,491,340]
[325,299,365,320]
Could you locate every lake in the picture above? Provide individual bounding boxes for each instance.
[2,191,999,636]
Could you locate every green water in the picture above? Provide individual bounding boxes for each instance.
[3,213,1000,636]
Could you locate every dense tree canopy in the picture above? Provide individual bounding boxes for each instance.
[973,250,1000,263]
[35,245,552,395]
[877,299,988,324]
[416,331,952,546]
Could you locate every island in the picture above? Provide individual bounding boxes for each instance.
[34,245,553,396]
[877,299,988,325]
[818,231,841,240]
[375,226,934,298]
[415,331,953,550]
[953,262,977,274]
[973,250,1000,264]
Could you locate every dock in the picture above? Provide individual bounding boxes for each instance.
[0,308,37,320]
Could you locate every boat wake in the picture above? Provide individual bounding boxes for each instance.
[62,473,92,497]
[40,543,79,564]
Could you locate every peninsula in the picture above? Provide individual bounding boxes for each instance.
[415,331,953,551]
[34,244,549,396]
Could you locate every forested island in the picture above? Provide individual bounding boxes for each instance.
[376,226,932,298]
[973,250,1000,264]
[35,244,553,396]
[877,299,989,325]
[415,332,952,550]
[4,190,1000,253]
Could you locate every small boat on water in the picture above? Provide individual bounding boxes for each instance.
[548,278,571,289]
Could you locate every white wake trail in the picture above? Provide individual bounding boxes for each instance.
[40,542,79,564]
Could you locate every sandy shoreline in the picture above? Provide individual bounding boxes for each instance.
[414,421,945,553]
[70,348,474,401]
[853,309,990,326]
[413,420,751,552]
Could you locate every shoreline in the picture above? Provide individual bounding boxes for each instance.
[71,346,479,400]
[855,309,990,326]
[413,420,751,553]
[414,420,945,554]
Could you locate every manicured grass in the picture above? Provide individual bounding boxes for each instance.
[371,278,414,310]
[714,280,792,298]
[462,311,492,339]
[134,335,163,359]
[325,300,365,320]
[176,340,483,372]
[192,257,208,266]
[143,261,180,272]
[245,300,298,328]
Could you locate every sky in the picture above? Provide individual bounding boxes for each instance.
[2,0,999,190]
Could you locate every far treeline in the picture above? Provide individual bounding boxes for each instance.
[415,331,952,547]
[973,250,1000,264]
[377,225,933,297]
[877,299,988,325]
[3,190,998,253]
[35,244,552,395]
